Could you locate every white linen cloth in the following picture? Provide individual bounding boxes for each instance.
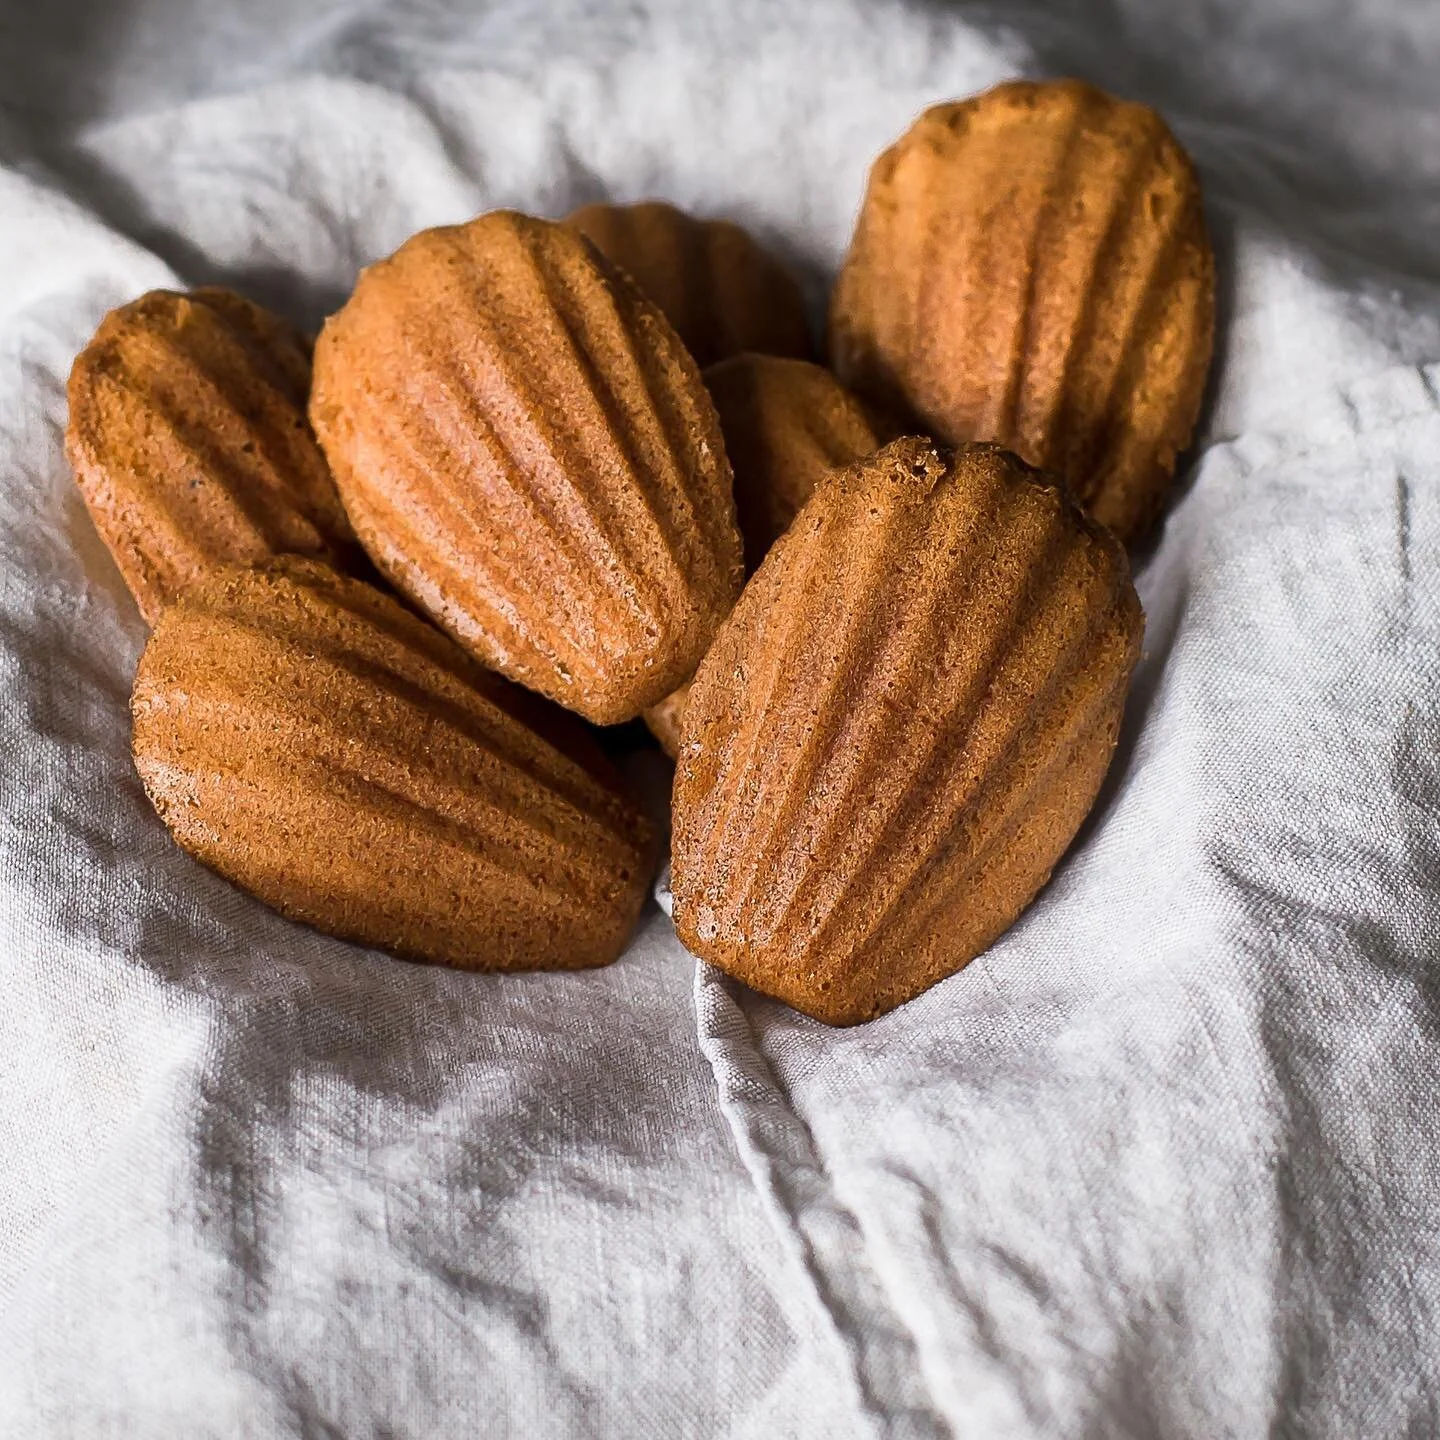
[2,1,1439,1434]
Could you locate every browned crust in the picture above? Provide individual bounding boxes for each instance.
[310,210,745,725]
[671,437,1143,1024]
[132,557,657,970]
[829,79,1214,547]
[66,287,358,622]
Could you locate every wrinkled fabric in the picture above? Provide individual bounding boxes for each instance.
[1,2,1439,1436]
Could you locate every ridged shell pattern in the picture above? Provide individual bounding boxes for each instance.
[568,201,813,369]
[66,287,359,623]
[671,437,1143,1025]
[132,558,656,971]
[829,79,1214,546]
[311,211,745,726]
[644,354,885,757]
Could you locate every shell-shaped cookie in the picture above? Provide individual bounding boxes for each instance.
[311,210,745,726]
[132,558,656,971]
[829,79,1214,546]
[643,355,886,757]
[66,287,360,623]
[567,201,813,368]
[671,437,1142,1025]
[704,354,888,568]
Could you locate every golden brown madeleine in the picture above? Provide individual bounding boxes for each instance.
[310,210,744,726]
[567,201,813,368]
[671,438,1142,1025]
[132,558,656,971]
[703,354,888,568]
[642,355,885,757]
[66,287,359,623]
[829,79,1214,546]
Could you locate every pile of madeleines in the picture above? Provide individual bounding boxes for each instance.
[65,80,1213,1025]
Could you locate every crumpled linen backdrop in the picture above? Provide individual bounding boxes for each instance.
[2,0,1440,1435]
